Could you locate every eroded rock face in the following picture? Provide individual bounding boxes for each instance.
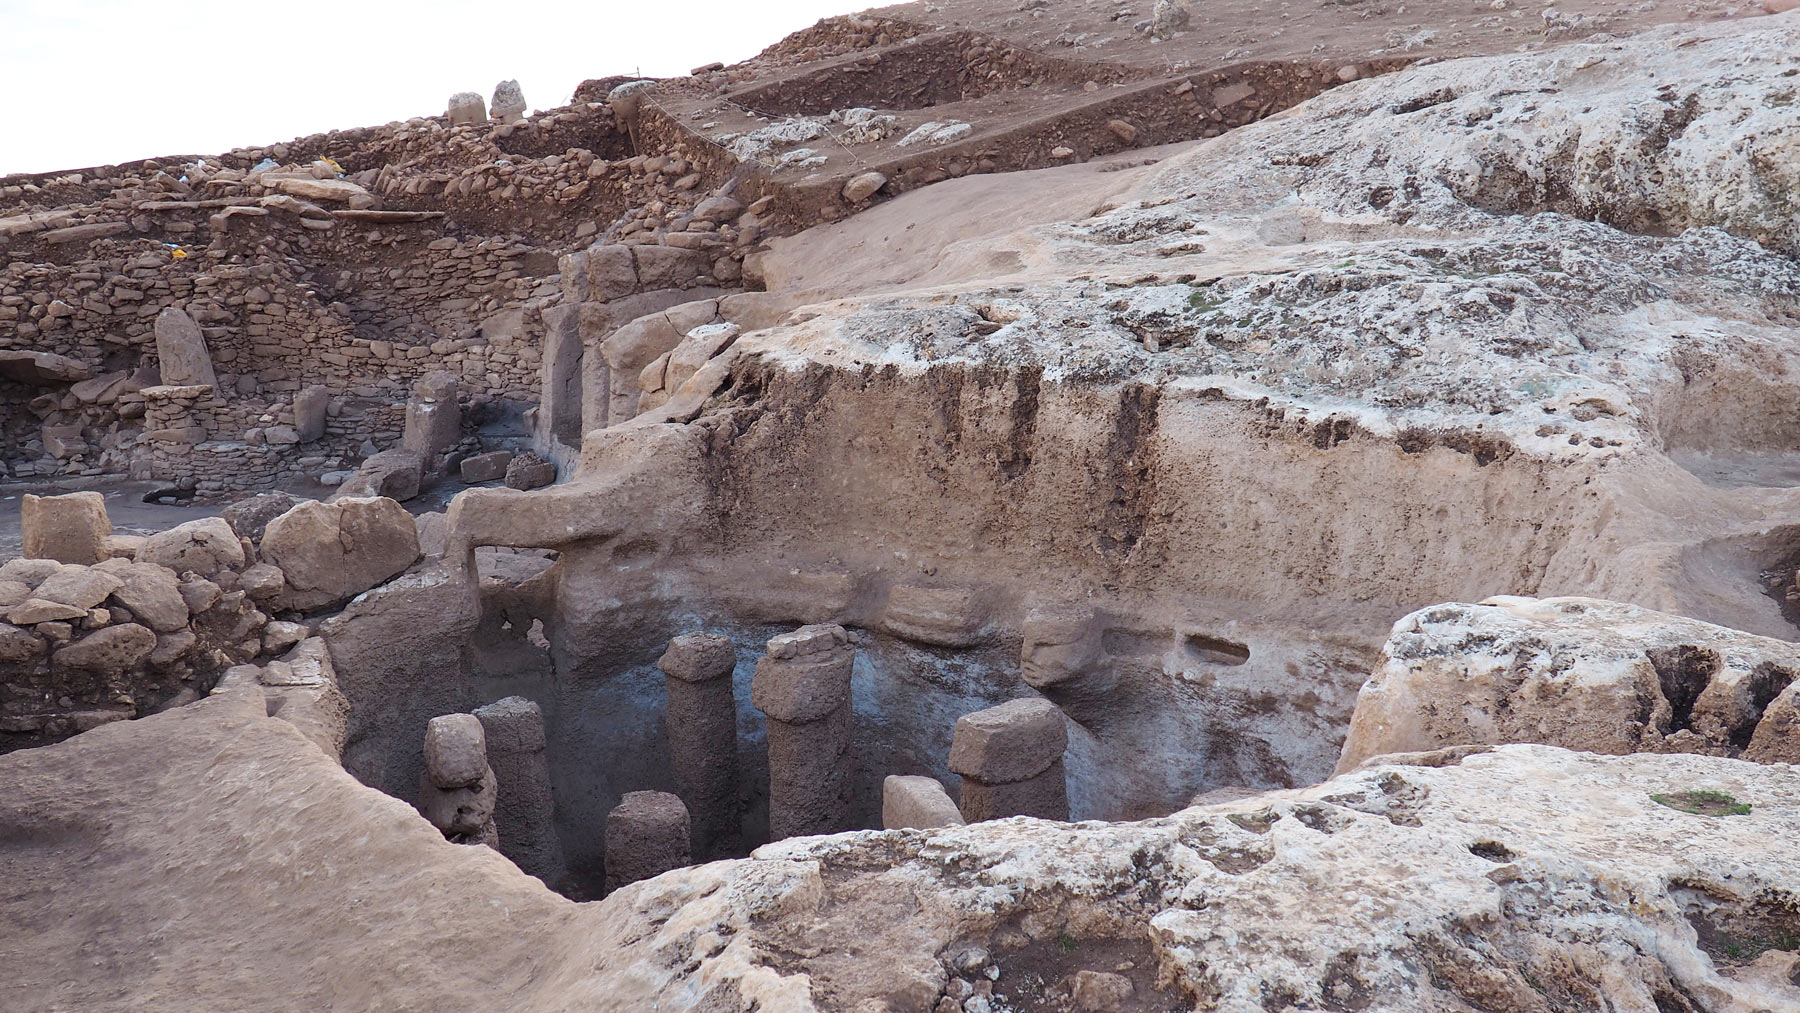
[3,697,1796,1013]
[1337,597,1800,772]
[260,498,421,611]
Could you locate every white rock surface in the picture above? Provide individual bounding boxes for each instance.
[3,693,1797,1012]
[1337,596,1800,771]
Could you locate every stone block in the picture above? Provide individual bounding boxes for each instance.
[503,453,555,491]
[751,625,853,724]
[21,491,111,564]
[947,698,1068,784]
[337,449,424,502]
[260,497,421,611]
[294,386,329,443]
[423,713,488,789]
[882,775,965,830]
[52,623,156,673]
[221,492,307,545]
[460,451,512,484]
[447,91,487,126]
[154,306,217,388]
[138,517,245,577]
[658,632,736,683]
[604,791,691,892]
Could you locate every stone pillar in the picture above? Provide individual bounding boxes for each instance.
[949,698,1069,823]
[447,91,487,126]
[473,696,567,886]
[658,632,740,858]
[21,491,111,564]
[153,307,217,388]
[293,385,328,443]
[1019,605,1115,721]
[604,790,691,893]
[491,79,527,124]
[418,713,499,847]
[402,370,460,458]
[750,624,855,841]
[882,775,964,830]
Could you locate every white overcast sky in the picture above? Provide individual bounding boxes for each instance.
[0,0,868,175]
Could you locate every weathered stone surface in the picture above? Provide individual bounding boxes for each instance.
[21,492,111,564]
[842,171,887,203]
[657,631,736,683]
[260,497,421,611]
[138,517,245,577]
[1337,597,1800,772]
[0,623,44,662]
[337,450,424,502]
[52,623,155,672]
[237,563,285,601]
[153,307,217,388]
[105,563,190,633]
[7,698,1800,1013]
[293,386,329,443]
[459,451,512,484]
[0,349,90,385]
[447,92,486,126]
[32,565,123,611]
[473,696,566,886]
[947,697,1068,784]
[221,492,308,545]
[604,791,691,893]
[0,559,62,587]
[423,713,488,789]
[882,775,965,829]
[6,598,86,624]
[502,452,555,491]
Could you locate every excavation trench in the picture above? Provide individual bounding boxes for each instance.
[325,358,1698,901]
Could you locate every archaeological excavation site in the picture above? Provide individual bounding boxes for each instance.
[4,0,1800,1008]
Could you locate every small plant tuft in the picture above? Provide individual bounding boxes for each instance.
[1650,789,1751,817]
[1056,932,1078,953]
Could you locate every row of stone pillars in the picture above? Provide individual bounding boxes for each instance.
[422,625,1077,896]
[657,622,1072,856]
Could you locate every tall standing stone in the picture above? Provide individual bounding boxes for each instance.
[417,713,499,847]
[20,491,111,564]
[293,385,329,443]
[750,624,856,841]
[153,307,217,388]
[401,371,459,457]
[658,632,740,857]
[491,80,527,124]
[949,698,1070,823]
[473,696,567,887]
[603,791,691,893]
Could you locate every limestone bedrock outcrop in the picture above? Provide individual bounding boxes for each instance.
[4,693,1798,1012]
[1338,596,1800,772]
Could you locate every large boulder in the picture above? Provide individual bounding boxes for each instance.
[1337,596,1800,772]
[98,561,191,633]
[337,450,424,502]
[31,565,124,611]
[138,517,245,577]
[52,623,156,673]
[220,492,309,545]
[260,497,422,611]
[21,491,111,565]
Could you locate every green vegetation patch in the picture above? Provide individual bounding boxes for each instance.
[1650,789,1751,817]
